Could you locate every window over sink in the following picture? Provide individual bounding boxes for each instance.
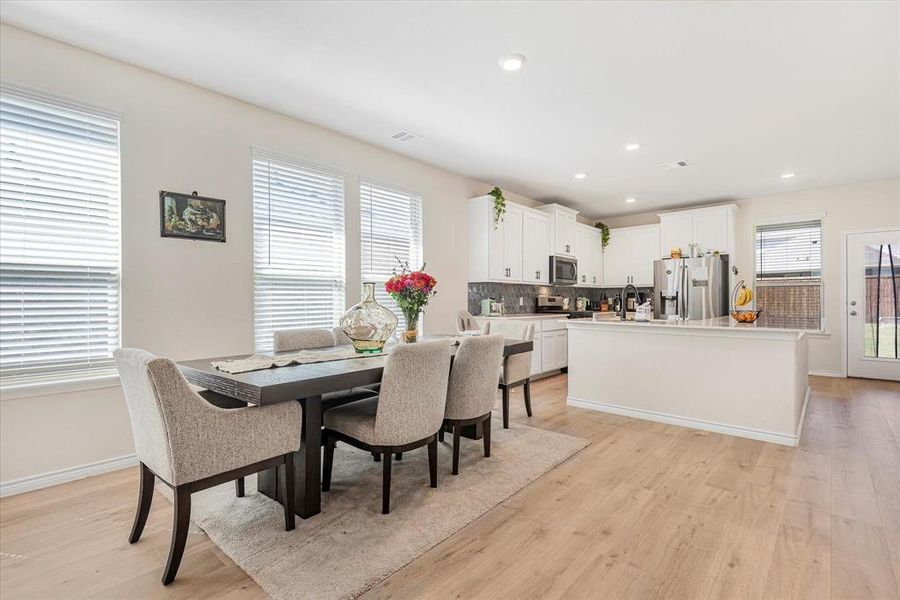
[754,218,823,329]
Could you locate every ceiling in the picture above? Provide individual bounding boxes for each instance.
[2,1,897,218]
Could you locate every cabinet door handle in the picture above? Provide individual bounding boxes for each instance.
[565,244,570,253]
[536,270,540,279]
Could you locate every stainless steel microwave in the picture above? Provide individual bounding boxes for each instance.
[550,255,577,286]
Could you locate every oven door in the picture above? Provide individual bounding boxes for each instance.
[550,256,577,286]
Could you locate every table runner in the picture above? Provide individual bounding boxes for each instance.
[211,337,467,374]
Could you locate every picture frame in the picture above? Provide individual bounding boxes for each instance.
[159,190,226,242]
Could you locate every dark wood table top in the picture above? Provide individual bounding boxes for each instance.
[177,336,532,405]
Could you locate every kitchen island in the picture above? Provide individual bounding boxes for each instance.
[566,316,811,446]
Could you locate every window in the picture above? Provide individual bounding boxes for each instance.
[252,151,345,352]
[754,218,822,328]
[360,180,423,330]
[0,86,121,386]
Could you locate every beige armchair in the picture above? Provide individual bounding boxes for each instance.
[115,348,301,585]
[483,320,536,428]
[321,341,452,514]
[442,335,505,474]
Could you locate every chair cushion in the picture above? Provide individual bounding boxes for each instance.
[323,397,379,445]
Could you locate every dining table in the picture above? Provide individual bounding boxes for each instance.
[176,336,533,518]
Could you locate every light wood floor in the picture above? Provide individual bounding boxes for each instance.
[2,375,899,599]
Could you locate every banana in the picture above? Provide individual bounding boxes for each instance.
[735,286,753,307]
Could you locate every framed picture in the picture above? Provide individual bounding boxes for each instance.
[159,191,226,242]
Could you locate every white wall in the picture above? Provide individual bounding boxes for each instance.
[0,24,516,485]
[602,179,900,375]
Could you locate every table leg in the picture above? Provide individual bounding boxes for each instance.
[257,395,322,518]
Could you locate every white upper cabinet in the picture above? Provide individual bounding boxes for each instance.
[658,204,737,259]
[469,195,547,284]
[522,211,550,284]
[538,203,578,257]
[602,224,660,287]
[575,225,593,286]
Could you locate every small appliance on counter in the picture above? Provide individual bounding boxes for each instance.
[480,298,505,316]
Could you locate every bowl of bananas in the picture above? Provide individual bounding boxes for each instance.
[730,280,762,323]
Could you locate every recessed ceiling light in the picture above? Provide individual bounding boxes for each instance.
[625,197,637,203]
[625,143,641,151]
[574,172,587,180]
[781,172,795,179]
[498,52,526,72]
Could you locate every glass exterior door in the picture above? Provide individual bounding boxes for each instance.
[847,230,900,380]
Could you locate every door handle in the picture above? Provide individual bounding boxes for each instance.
[850,310,857,316]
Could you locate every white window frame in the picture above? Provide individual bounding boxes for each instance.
[0,83,123,391]
[751,211,827,333]
[359,177,424,333]
[251,148,346,352]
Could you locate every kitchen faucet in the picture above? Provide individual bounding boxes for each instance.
[620,283,640,321]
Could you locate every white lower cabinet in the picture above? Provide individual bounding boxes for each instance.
[476,317,567,375]
[540,330,568,372]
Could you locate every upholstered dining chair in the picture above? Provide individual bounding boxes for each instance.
[442,335,505,474]
[483,320,536,428]
[321,341,452,514]
[456,310,482,334]
[114,348,300,585]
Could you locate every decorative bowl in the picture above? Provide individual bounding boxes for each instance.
[730,309,762,323]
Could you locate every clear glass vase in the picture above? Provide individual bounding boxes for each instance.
[340,282,398,354]
[402,313,420,343]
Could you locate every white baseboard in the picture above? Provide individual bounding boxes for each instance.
[0,454,137,498]
[567,394,808,447]
[808,369,845,378]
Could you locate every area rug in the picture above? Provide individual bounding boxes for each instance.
[172,418,587,600]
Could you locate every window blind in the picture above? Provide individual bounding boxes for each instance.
[0,86,121,385]
[253,151,345,352]
[360,180,423,331]
[754,219,822,320]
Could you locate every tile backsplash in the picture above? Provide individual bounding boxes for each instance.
[467,282,654,315]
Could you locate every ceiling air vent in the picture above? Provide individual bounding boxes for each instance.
[659,160,689,170]
[391,130,419,142]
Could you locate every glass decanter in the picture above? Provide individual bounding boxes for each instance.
[340,282,398,353]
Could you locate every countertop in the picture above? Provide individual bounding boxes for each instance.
[476,312,620,320]
[567,315,822,333]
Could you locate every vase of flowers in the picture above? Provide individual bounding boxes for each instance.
[385,261,437,343]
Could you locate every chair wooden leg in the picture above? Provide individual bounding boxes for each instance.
[524,379,533,417]
[282,453,296,531]
[428,438,437,487]
[322,434,335,492]
[373,452,381,462]
[395,452,403,460]
[235,477,245,497]
[382,452,392,515]
[483,415,492,458]
[162,485,191,585]
[452,423,461,475]
[129,462,154,544]
[502,386,510,429]
[428,438,437,488]
[438,429,445,442]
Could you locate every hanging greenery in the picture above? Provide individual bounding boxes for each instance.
[594,221,611,249]
[488,186,506,229]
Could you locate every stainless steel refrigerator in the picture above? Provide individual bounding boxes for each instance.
[653,255,730,320]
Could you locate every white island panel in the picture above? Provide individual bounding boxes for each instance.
[566,320,810,446]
